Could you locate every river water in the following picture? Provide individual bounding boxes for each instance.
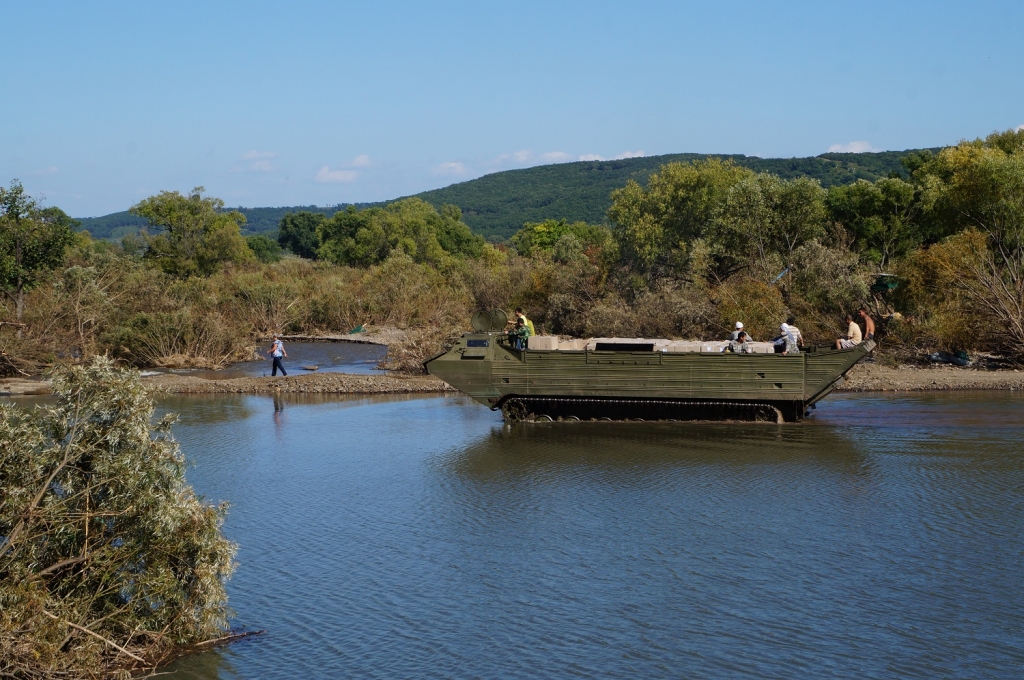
[143,392,1023,677]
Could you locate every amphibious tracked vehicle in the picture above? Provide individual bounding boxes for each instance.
[425,310,875,423]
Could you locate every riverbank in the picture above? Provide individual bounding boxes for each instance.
[838,362,1024,392]
[141,371,452,395]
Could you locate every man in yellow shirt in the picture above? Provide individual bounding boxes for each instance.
[514,308,535,336]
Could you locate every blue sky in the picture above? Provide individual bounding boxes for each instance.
[2,1,1022,216]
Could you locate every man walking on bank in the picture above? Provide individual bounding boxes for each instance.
[268,336,288,376]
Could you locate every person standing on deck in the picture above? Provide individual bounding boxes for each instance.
[267,336,288,376]
[858,308,876,341]
[508,318,531,350]
[514,308,536,337]
[729,321,748,341]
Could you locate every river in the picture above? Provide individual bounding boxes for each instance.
[124,392,1024,677]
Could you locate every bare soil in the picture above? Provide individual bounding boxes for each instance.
[839,362,1024,392]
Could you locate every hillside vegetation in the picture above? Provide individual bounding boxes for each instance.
[4,130,1023,382]
[76,150,928,241]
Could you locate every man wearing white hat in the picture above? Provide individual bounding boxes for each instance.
[729,321,748,342]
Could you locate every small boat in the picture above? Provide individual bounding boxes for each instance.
[300,365,319,371]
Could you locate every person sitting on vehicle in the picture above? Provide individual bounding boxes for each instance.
[508,317,531,350]
[729,321,747,341]
[858,307,875,341]
[772,323,800,355]
[729,331,754,354]
[514,308,536,337]
[785,316,804,347]
[835,314,863,349]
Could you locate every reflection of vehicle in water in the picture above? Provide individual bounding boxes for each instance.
[425,312,875,423]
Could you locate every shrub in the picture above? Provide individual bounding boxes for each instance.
[0,359,236,676]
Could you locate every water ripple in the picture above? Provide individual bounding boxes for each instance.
[159,392,1024,679]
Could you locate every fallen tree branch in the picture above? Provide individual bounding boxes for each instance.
[41,610,147,664]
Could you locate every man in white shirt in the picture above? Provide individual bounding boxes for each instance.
[267,336,288,376]
[835,315,863,349]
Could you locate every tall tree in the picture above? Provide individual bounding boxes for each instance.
[0,180,76,324]
[317,198,484,267]
[130,187,253,277]
[277,211,325,259]
[827,177,919,269]
[608,159,751,279]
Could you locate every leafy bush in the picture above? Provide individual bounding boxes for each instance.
[0,359,236,676]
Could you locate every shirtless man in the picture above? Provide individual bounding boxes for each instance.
[858,308,876,341]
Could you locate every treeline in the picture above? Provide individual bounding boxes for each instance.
[2,128,1023,376]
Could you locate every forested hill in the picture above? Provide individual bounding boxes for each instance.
[76,149,930,241]
[408,150,930,240]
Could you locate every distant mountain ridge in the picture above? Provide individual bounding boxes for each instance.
[76,149,931,241]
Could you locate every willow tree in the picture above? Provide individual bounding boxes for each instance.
[0,358,237,676]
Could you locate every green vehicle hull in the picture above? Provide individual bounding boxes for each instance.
[425,334,875,422]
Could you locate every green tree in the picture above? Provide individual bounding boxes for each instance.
[317,198,484,267]
[510,219,615,259]
[608,159,751,278]
[0,180,76,324]
[246,234,283,263]
[911,131,1024,355]
[277,211,325,259]
[714,174,826,278]
[827,177,919,269]
[130,187,254,277]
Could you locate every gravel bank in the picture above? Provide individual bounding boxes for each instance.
[839,362,1024,392]
[141,371,452,395]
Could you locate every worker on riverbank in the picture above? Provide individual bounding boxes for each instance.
[268,336,288,376]
[835,314,863,349]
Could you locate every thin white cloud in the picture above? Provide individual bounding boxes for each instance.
[433,161,467,176]
[28,165,59,176]
[236,150,278,172]
[540,151,572,162]
[352,154,371,167]
[578,153,604,161]
[315,166,358,183]
[1017,124,1024,131]
[827,141,878,153]
[513,150,532,162]
[614,150,646,159]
